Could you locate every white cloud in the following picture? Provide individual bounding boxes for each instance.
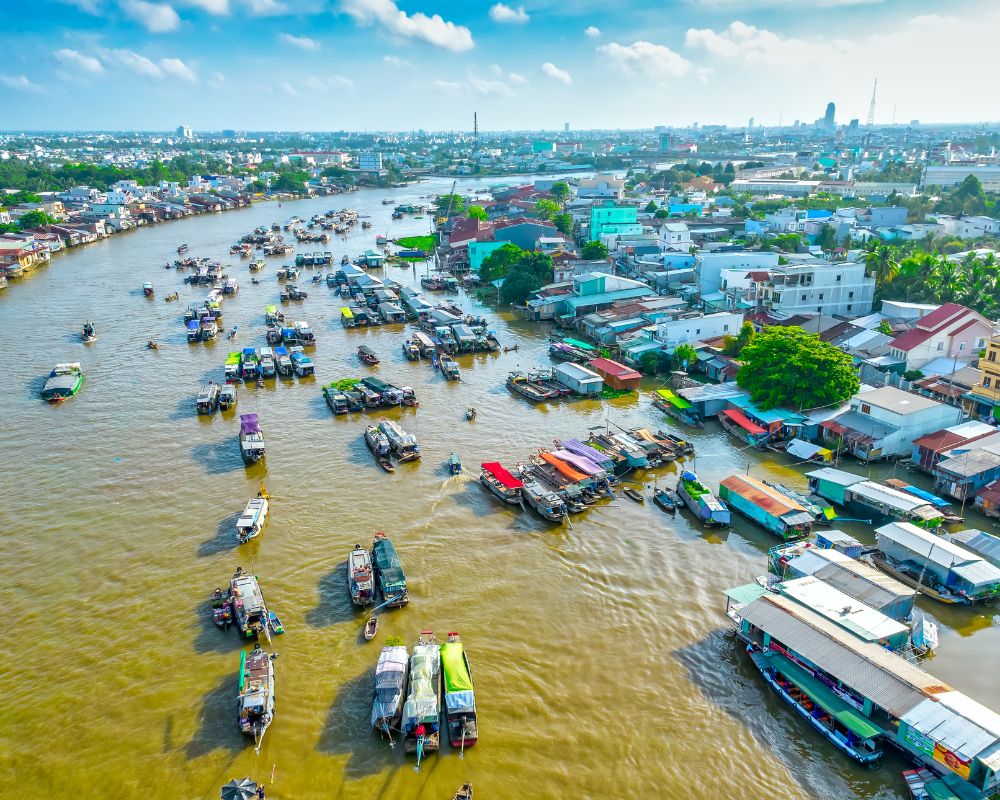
[119,0,181,32]
[341,0,474,52]
[244,0,286,13]
[105,48,163,78]
[489,3,528,24]
[330,75,354,89]
[184,0,228,12]
[584,25,600,38]
[541,62,571,84]
[278,33,319,50]
[0,74,44,93]
[432,79,462,94]
[383,55,411,67]
[160,57,197,81]
[468,75,514,98]
[303,75,354,91]
[62,0,102,12]
[280,81,298,97]
[598,40,693,80]
[508,71,528,85]
[208,70,226,87]
[54,48,105,74]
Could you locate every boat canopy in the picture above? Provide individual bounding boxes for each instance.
[187,320,200,330]
[562,438,612,466]
[242,348,257,358]
[481,462,523,489]
[720,408,767,436]
[240,414,261,434]
[563,338,595,351]
[550,449,606,476]
[403,645,440,725]
[540,451,589,483]
[274,346,289,356]
[265,304,277,314]
[656,388,693,410]
[441,641,475,713]
[371,646,408,726]
[226,352,241,365]
[341,307,354,319]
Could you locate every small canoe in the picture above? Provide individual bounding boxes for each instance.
[268,611,284,635]
[653,489,676,513]
[448,453,463,475]
[364,616,378,641]
[379,457,396,473]
[623,487,645,503]
[454,784,473,800]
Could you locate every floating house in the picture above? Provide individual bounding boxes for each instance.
[587,357,641,391]
[718,474,813,540]
[807,467,945,529]
[944,529,1000,568]
[728,589,1000,793]
[552,362,603,396]
[874,522,1000,604]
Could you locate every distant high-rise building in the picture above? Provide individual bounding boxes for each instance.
[748,117,754,129]
[823,102,836,128]
[848,119,859,132]
[222,129,236,138]
[564,122,569,132]
[359,151,383,172]
[176,124,193,139]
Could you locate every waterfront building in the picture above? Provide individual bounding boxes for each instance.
[964,334,1000,421]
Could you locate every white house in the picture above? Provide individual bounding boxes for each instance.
[932,215,1000,239]
[658,222,691,252]
[822,386,964,461]
[649,311,743,348]
[887,303,994,371]
[696,250,780,295]
[577,175,625,200]
[753,255,875,317]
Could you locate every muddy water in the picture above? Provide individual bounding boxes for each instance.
[2,177,998,800]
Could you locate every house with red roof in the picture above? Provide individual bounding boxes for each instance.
[887,303,994,371]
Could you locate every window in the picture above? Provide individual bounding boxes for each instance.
[849,291,854,298]
[959,342,966,351]
[937,342,944,351]
[978,338,986,349]
[836,275,842,282]
[861,403,871,415]
[818,293,824,300]
[696,329,701,335]
[723,324,730,331]
[801,293,807,300]
[985,377,993,388]
[989,350,997,363]
[847,304,853,311]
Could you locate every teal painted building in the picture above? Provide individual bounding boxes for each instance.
[589,203,641,242]
[468,241,507,273]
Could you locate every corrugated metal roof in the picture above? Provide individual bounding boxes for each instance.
[806,467,867,487]
[723,582,768,606]
[849,482,932,513]
[676,382,747,404]
[903,695,1000,768]
[779,576,909,642]
[737,592,945,717]
[946,529,1000,566]
[876,523,1000,582]
[721,474,805,517]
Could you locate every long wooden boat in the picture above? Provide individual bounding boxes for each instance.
[676,470,730,527]
[652,388,703,428]
[402,631,442,761]
[230,569,272,639]
[441,632,478,750]
[866,552,969,605]
[358,345,380,365]
[371,533,409,607]
[507,371,559,402]
[237,645,275,750]
[348,544,375,607]
[718,408,770,449]
[371,645,409,737]
[236,497,269,543]
[480,462,523,504]
[238,414,266,465]
[41,363,84,402]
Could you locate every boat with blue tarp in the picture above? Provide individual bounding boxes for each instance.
[677,470,730,526]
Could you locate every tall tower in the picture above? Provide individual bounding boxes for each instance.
[866,78,877,126]
[823,102,836,128]
[473,111,478,150]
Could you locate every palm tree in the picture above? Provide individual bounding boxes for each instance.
[865,243,899,289]
[926,257,968,303]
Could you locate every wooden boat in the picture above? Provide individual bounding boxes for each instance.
[480,462,523,504]
[41,363,83,402]
[268,611,284,635]
[521,476,567,522]
[210,586,233,628]
[236,496,268,543]
[402,631,442,760]
[676,470,730,527]
[143,281,154,297]
[219,383,237,410]
[441,632,478,750]
[448,453,463,475]
[371,533,409,607]
[196,382,220,415]
[718,408,770,449]
[358,345,380,365]
[402,340,420,360]
[238,414,266,465]
[378,419,420,462]
[652,488,678,513]
[237,645,275,750]
[439,354,461,381]
[622,487,644,503]
[364,424,395,472]
[371,644,408,737]
[466,407,476,420]
[364,616,378,641]
[453,785,473,800]
[867,552,970,605]
[348,544,376,607]
[289,346,314,376]
[81,321,97,343]
[230,569,273,639]
[177,243,188,254]
[506,371,559,402]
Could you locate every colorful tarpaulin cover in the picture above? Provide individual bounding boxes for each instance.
[720,408,767,436]
[562,439,611,465]
[441,641,475,713]
[562,338,595,351]
[274,346,288,356]
[226,352,241,364]
[785,438,832,462]
[265,304,277,314]
[656,388,693,410]
[403,645,440,726]
[239,414,261,434]
[540,451,589,483]
[370,646,408,727]
[187,320,200,330]
[480,462,523,489]
[551,449,606,476]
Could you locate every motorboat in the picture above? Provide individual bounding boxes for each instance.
[236,497,268,543]
[196,382,220,414]
[41,363,84,403]
[348,544,375,607]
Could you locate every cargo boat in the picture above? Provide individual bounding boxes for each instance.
[718,474,812,540]
[371,533,409,607]
[480,462,523,504]
[238,414,266,465]
[441,632,478,750]
[41,363,84,402]
[676,470,730,527]
[402,631,441,761]
[371,645,409,737]
[237,645,275,749]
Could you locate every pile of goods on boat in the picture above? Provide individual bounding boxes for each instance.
[41,362,84,403]
[323,377,417,415]
[363,419,420,469]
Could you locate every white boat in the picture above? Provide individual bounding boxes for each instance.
[378,419,420,462]
[236,497,269,543]
[238,645,275,750]
[371,645,408,737]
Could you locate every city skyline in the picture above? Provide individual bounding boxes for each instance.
[3,0,999,131]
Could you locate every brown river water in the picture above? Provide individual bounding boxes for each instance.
[2,177,999,800]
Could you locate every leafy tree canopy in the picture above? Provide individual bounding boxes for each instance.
[534,198,560,220]
[550,181,570,202]
[434,193,466,217]
[17,210,58,229]
[552,212,573,236]
[467,205,488,221]
[581,240,609,260]
[736,326,860,410]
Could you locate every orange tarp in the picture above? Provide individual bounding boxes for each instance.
[540,451,589,482]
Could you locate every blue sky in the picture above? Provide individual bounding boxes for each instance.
[2,0,998,131]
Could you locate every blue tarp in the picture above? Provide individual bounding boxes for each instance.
[187,320,199,330]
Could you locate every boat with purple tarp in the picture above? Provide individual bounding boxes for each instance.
[239,413,266,465]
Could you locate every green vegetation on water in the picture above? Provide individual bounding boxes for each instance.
[396,235,436,252]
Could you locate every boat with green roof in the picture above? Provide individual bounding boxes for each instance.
[676,470,730,527]
[652,388,703,428]
[41,363,84,403]
[441,632,478,750]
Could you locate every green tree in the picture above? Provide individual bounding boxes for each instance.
[552,212,573,236]
[772,233,801,253]
[644,200,658,213]
[865,243,900,289]
[535,198,560,220]
[878,320,894,336]
[639,351,661,375]
[581,240,609,260]
[673,343,698,370]
[479,243,525,283]
[0,222,19,234]
[721,162,736,186]
[654,209,669,218]
[815,223,837,252]
[498,251,554,304]
[723,321,756,356]
[550,181,570,204]
[736,326,860,410]
[17,210,58,229]
[434,193,466,217]
[467,205,488,221]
